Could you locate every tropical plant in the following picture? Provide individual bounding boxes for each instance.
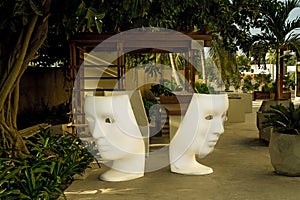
[150,79,183,97]
[0,0,105,157]
[262,82,276,93]
[283,72,295,91]
[143,98,158,119]
[264,102,300,135]
[0,128,94,199]
[236,54,251,72]
[254,73,273,92]
[266,49,277,64]
[194,82,214,94]
[283,51,297,66]
[227,73,242,91]
[248,0,300,99]
[241,75,254,93]
[209,35,239,84]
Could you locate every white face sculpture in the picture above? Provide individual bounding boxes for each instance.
[84,95,143,160]
[189,94,228,158]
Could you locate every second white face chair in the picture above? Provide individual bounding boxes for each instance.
[169,93,228,175]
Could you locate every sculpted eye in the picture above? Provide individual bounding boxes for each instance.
[105,117,114,123]
[205,115,213,120]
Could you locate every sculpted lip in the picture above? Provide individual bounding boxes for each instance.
[95,140,110,151]
[99,146,110,151]
[208,141,217,146]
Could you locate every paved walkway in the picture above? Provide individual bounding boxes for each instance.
[63,100,300,200]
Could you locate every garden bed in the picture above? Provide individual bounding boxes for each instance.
[0,127,95,199]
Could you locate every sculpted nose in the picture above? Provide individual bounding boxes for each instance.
[92,121,105,139]
[211,119,224,134]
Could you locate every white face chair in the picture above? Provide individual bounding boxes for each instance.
[84,95,145,181]
[169,93,228,175]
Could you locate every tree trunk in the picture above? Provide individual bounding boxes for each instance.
[279,48,284,99]
[275,48,286,100]
[0,77,31,157]
[0,0,52,157]
[275,49,280,100]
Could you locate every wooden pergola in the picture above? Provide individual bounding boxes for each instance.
[69,31,213,127]
[69,31,212,84]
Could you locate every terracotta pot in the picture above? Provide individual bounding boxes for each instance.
[269,131,300,176]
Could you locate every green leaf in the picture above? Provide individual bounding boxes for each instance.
[0,19,8,30]
[22,16,28,26]
[123,0,131,11]
[30,169,36,191]
[76,1,86,17]
[95,20,102,33]
[43,137,50,148]
[29,0,44,16]
[9,21,16,32]
[19,193,32,199]
[0,189,21,197]
[32,167,48,174]
[50,161,56,174]
[95,12,105,20]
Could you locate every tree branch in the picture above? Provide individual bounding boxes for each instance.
[0,14,39,107]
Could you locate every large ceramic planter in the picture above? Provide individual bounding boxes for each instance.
[256,99,291,142]
[269,131,300,176]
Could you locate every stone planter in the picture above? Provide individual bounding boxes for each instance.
[256,112,272,142]
[227,96,245,123]
[235,93,253,113]
[269,131,300,176]
[256,99,291,142]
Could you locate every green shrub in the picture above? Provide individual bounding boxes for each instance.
[264,102,300,135]
[242,75,254,93]
[150,79,183,97]
[0,128,94,199]
[194,82,213,94]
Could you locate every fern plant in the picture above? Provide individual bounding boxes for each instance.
[264,102,300,135]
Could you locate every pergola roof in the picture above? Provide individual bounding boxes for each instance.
[69,31,213,48]
[69,31,213,80]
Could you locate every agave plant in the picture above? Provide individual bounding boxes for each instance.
[264,102,300,135]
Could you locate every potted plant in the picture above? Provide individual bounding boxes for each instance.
[252,73,276,100]
[194,82,211,94]
[264,102,300,176]
[150,83,174,97]
[242,75,254,93]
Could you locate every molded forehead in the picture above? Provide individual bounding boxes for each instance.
[84,95,131,114]
[85,94,129,105]
[191,93,229,113]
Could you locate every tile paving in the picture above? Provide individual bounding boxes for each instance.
[63,99,300,200]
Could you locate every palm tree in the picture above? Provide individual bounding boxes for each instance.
[209,35,239,90]
[266,49,277,81]
[251,0,300,99]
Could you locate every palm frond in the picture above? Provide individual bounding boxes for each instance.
[265,102,300,135]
